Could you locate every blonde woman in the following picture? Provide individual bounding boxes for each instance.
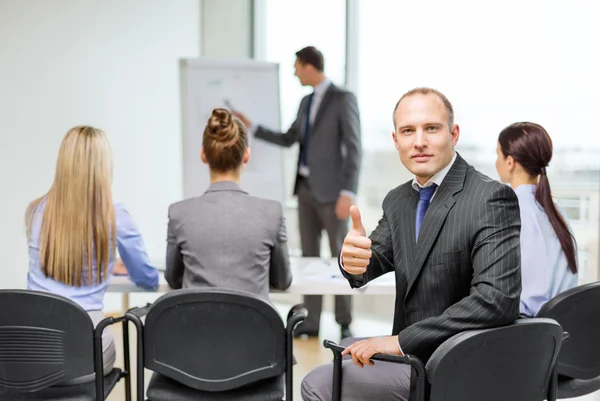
[25,126,159,383]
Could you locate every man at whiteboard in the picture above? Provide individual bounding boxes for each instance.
[234,46,362,340]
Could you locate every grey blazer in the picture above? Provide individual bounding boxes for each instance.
[341,154,523,363]
[255,83,362,203]
[165,181,292,300]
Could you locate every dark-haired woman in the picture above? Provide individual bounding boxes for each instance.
[496,122,578,317]
[164,108,292,300]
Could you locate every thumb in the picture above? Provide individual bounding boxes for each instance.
[350,205,365,234]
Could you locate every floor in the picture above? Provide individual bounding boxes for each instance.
[104,305,600,401]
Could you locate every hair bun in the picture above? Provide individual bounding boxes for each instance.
[206,108,238,145]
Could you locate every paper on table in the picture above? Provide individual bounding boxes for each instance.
[303,260,332,274]
[304,273,347,283]
[303,260,346,281]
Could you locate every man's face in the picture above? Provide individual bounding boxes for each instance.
[392,93,459,184]
[294,58,309,86]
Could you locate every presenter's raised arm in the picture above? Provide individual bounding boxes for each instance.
[233,107,301,148]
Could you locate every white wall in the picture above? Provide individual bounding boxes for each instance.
[0,0,200,289]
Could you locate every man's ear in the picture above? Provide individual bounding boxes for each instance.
[450,124,460,147]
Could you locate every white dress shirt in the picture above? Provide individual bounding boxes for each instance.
[411,152,457,199]
[297,78,331,177]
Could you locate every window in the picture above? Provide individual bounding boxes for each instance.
[261,0,346,132]
[256,0,347,252]
[556,196,589,223]
[352,0,600,273]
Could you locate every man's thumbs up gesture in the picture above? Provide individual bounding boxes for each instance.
[341,206,372,275]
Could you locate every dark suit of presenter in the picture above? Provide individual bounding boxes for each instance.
[254,79,362,333]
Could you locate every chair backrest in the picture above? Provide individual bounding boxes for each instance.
[425,318,563,401]
[537,282,600,380]
[143,288,286,392]
[0,290,95,392]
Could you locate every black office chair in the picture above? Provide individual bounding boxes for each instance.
[537,282,600,400]
[324,318,564,401]
[0,290,130,401]
[125,288,307,401]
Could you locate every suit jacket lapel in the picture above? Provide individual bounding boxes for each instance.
[311,84,335,132]
[405,154,468,297]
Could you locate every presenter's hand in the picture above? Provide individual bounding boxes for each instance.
[335,193,353,220]
[341,206,371,275]
[232,111,251,128]
[341,336,403,368]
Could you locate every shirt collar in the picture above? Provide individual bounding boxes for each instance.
[313,78,331,98]
[206,180,247,194]
[412,152,457,191]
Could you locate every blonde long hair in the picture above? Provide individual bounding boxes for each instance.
[26,126,116,286]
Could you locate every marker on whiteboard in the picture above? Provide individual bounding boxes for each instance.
[224,99,235,111]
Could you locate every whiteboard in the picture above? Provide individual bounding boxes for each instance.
[179,58,285,203]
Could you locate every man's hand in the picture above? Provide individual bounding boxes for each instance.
[341,336,403,367]
[341,206,371,275]
[232,111,251,128]
[335,193,354,220]
[113,258,128,276]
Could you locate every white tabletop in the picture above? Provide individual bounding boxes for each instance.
[107,257,396,295]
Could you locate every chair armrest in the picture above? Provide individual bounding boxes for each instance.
[284,304,308,400]
[124,303,152,401]
[126,303,152,320]
[323,340,425,370]
[323,340,347,358]
[93,314,130,401]
[286,304,308,333]
[323,340,426,401]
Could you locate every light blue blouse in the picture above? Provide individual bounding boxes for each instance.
[27,199,158,311]
[514,184,578,316]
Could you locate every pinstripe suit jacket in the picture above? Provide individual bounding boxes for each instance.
[342,153,522,362]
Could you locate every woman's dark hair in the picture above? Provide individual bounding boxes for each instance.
[203,108,248,172]
[498,122,577,273]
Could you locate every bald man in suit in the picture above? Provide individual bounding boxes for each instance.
[301,87,522,400]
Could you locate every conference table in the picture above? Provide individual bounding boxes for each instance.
[108,257,396,311]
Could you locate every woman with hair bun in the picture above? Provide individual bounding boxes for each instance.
[496,122,578,316]
[165,108,292,300]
